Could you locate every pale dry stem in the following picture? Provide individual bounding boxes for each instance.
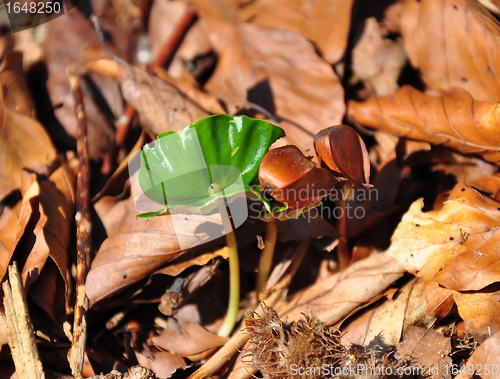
[3,262,45,379]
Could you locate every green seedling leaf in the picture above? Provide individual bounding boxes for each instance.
[138,115,285,217]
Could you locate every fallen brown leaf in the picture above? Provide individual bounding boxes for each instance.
[455,330,500,379]
[386,182,500,340]
[280,252,405,325]
[150,318,228,356]
[236,0,354,65]
[154,66,225,115]
[86,196,225,306]
[23,163,76,321]
[424,282,455,319]
[135,349,185,378]
[395,326,452,379]
[0,51,56,201]
[348,85,500,164]
[192,0,345,152]
[453,286,500,342]
[0,202,22,279]
[43,8,122,160]
[361,278,435,347]
[0,162,76,321]
[387,183,500,291]
[352,17,406,96]
[402,0,500,101]
[115,55,209,136]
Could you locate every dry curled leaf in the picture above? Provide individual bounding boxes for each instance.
[424,282,455,319]
[114,55,208,136]
[236,0,354,65]
[44,9,121,160]
[361,278,435,348]
[454,330,500,379]
[386,182,500,340]
[395,326,452,379]
[280,252,405,325]
[387,183,500,290]
[352,17,406,96]
[0,163,76,321]
[402,0,500,101]
[192,0,345,152]
[0,51,56,201]
[348,85,500,164]
[86,196,225,306]
[150,318,228,356]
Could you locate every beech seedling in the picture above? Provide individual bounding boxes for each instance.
[256,145,340,297]
[137,114,284,337]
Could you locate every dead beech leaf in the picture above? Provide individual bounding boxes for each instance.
[0,202,22,277]
[424,282,455,319]
[362,278,435,347]
[453,286,500,342]
[236,0,354,65]
[157,247,228,278]
[86,196,225,306]
[385,183,500,340]
[135,349,185,379]
[455,330,500,379]
[155,66,225,115]
[150,318,228,356]
[469,173,500,195]
[386,183,500,292]
[0,51,36,117]
[401,0,500,101]
[22,163,76,320]
[192,1,345,152]
[115,56,208,136]
[0,163,76,321]
[44,9,121,160]
[395,326,452,379]
[0,52,56,201]
[348,85,500,164]
[352,17,406,96]
[158,260,222,316]
[280,252,405,325]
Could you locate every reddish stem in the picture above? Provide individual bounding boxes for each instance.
[337,183,353,270]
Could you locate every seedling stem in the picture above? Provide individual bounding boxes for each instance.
[216,198,240,337]
[256,216,278,300]
[337,182,354,270]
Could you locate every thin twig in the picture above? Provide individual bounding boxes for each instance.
[3,262,45,379]
[67,66,92,379]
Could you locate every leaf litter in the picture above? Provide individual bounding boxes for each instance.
[3,0,500,378]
